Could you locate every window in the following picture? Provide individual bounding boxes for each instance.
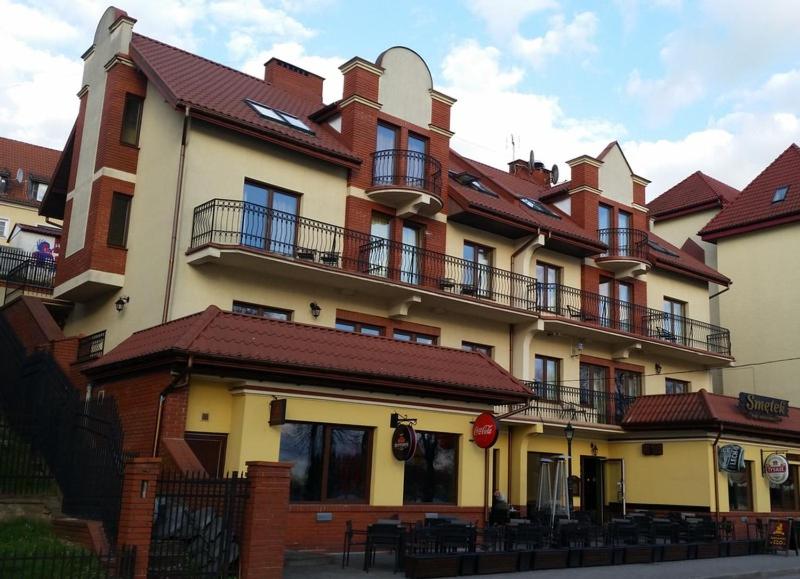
[335,319,384,336]
[728,461,753,511]
[615,369,641,398]
[403,431,458,504]
[232,301,292,320]
[580,363,606,408]
[463,242,492,297]
[618,281,632,331]
[665,378,689,395]
[246,99,313,133]
[536,262,561,312]
[663,298,686,343]
[521,198,560,219]
[770,465,799,511]
[451,171,498,197]
[462,341,494,358]
[393,329,437,345]
[279,422,372,502]
[0,173,8,194]
[120,94,144,146]
[534,355,560,400]
[107,193,132,247]
[366,213,392,276]
[241,182,299,253]
[0,218,8,240]
[598,278,612,326]
[373,124,398,186]
[28,180,48,202]
[773,186,789,203]
[407,133,428,188]
[400,224,422,284]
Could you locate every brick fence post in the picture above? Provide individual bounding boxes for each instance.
[240,461,292,579]
[117,457,161,578]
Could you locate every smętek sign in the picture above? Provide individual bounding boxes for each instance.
[472,412,499,449]
[764,453,790,485]
[738,392,789,422]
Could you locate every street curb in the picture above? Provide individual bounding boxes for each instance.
[708,568,800,579]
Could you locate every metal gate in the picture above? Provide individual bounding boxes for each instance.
[148,471,248,578]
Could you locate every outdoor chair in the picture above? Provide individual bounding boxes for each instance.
[364,523,404,573]
[435,523,475,553]
[342,520,368,568]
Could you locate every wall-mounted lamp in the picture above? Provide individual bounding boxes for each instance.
[590,442,599,456]
[572,339,585,357]
[309,302,322,319]
[115,296,130,312]
[655,362,662,375]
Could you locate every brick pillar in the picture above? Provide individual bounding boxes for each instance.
[117,457,161,578]
[240,461,292,579]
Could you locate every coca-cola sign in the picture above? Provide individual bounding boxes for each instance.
[391,424,417,461]
[472,412,499,449]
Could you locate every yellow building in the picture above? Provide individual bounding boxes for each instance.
[28,7,760,552]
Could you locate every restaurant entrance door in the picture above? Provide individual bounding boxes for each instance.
[581,457,626,523]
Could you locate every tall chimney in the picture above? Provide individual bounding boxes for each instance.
[264,58,324,103]
[508,159,551,187]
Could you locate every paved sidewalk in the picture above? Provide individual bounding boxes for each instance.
[285,552,800,578]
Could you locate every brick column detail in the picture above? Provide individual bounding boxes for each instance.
[117,457,161,578]
[240,461,292,579]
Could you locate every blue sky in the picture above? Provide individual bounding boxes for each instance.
[3,0,800,197]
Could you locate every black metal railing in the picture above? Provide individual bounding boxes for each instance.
[533,282,731,355]
[77,330,107,363]
[0,415,57,495]
[190,200,538,311]
[149,471,248,578]
[496,382,637,426]
[371,149,442,198]
[597,228,649,261]
[0,247,52,279]
[0,545,136,578]
[3,258,56,302]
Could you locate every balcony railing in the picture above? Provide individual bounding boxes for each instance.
[496,381,637,426]
[190,199,538,311]
[76,330,106,363]
[371,149,442,198]
[534,282,731,355]
[597,228,649,261]
[3,258,56,303]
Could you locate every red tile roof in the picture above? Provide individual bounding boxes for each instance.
[647,232,730,286]
[88,306,530,403]
[623,390,800,439]
[701,144,800,240]
[129,34,359,167]
[12,223,62,237]
[0,137,60,208]
[647,171,740,222]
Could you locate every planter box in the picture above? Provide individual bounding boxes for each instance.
[581,547,614,567]
[404,555,461,578]
[517,551,534,572]
[624,546,653,564]
[695,543,720,559]
[477,552,518,574]
[661,544,689,561]
[726,541,749,557]
[532,549,569,570]
[568,548,582,568]
[460,553,478,576]
[612,547,625,565]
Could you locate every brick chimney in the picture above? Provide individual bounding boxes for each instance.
[264,58,324,103]
[508,159,551,188]
[566,155,603,232]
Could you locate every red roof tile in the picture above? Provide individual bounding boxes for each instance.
[648,171,740,221]
[701,144,800,240]
[89,306,530,403]
[0,137,60,207]
[129,34,359,166]
[648,232,730,286]
[624,390,800,439]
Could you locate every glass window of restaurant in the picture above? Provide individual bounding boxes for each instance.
[728,461,753,511]
[770,465,800,511]
[404,431,459,504]
[279,422,372,502]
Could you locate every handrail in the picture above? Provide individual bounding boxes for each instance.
[371,149,442,198]
[597,227,649,261]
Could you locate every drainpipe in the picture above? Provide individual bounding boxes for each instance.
[712,424,724,524]
[483,448,489,524]
[709,287,730,300]
[151,355,193,457]
[162,106,191,324]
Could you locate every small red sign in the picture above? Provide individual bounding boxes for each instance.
[472,412,499,449]
[391,425,417,461]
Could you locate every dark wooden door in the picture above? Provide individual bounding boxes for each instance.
[185,431,228,477]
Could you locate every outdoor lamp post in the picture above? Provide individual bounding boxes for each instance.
[564,422,575,515]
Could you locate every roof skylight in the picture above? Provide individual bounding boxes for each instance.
[246,99,314,134]
[647,239,679,258]
[521,197,560,219]
[450,171,499,197]
[772,185,789,203]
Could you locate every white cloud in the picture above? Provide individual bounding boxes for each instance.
[208,0,314,41]
[466,0,557,40]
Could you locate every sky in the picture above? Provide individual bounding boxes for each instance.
[3,0,800,198]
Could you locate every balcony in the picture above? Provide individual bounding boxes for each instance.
[2,257,56,303]
[496,381,636,427]
[534,282,732,361]
[187,200,538,321]
[595,228,650,275]
[368,149,442,216]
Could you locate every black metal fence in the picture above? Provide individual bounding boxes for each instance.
[0,416,56,495]
[148,471,249,578]
[77,330,107,363]
[3,258,56,303]
[372,149,442,198]
[190,199,538,311]
[0,546,136,578]
[0,316,127,543]
[597,228,649,261]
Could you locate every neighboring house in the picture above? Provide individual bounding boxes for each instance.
[7,223,61,257]
[0,136,61,244]
[700,144,800,403]
[29,8,787,551]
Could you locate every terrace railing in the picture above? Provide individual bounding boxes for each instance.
[190,200,538,312]
[371,149,442,198]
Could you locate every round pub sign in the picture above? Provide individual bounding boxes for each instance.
[391,424,417,461]
[472,412,499,449]
[765,453,790,485]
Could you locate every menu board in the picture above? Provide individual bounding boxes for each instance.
[767,519,791,552]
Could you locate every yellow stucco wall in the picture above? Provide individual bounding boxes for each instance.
[598,145,634,205]
[652,209,719,269]
[717,224,800,402]
[646,270,710,323]
[0,203,53,246]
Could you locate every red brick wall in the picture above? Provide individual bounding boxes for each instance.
[264,60,322,102]
[342,65,380,103]
[341,102,379,190]
[430,99,451,132]
[570,162,599,190]
[1,299,56,353]
[286,505,485,551]
[633,182,646,207]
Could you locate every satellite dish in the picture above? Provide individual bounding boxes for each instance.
[528,149,535,171]
[15,169,23,183]
[551,164,559,185]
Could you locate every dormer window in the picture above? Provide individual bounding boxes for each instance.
[772,186,789,203]
[521,197,560,219]
[0,173,8,195]
[29,180,47,202]
[451,171,498,197]
[246,99,313,133]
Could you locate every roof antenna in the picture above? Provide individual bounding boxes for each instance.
[510,134,516,160]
